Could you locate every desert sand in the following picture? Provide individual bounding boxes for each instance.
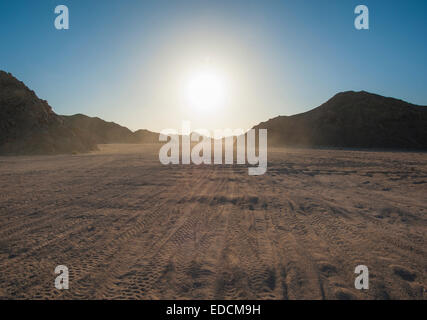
[0,144,425,299]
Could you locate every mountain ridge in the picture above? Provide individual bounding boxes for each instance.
[1,70,427,154]
[0,71,158,155]
[254,90,427,149]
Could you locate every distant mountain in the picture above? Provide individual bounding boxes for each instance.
[0,71,96,155]
[62,114,135,144]
[62,114,159,144]
[2,70,426,155]
[254,91,427,149]
[0,71,159,155]
[133,129,160,144]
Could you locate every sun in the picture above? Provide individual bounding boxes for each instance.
[186,68,226,112]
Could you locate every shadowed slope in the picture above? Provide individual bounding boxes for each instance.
[254,91,427,149]
[0,71,96,155]
[0,71,159,155]
[62,115,159,144]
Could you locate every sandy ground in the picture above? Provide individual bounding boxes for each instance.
[0,144,425,300]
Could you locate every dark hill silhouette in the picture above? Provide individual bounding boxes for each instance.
[2,70,426,154]
[133,129,160,143]
[0,71,96,155]
[64,114,132,144]
[62,115,159,144]
[254,91,427,149]
[62,114,159,144]
[0,71,158,155]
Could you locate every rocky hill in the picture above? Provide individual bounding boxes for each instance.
[0,71,96,155]
[0,71,159,155]
[254,91,427,149]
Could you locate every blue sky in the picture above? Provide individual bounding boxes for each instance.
[1,0,426,132]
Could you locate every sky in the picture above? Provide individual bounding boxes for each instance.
[0,0,426,132]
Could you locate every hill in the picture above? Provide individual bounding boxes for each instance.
[254,91,427,149]
[0,71,96,155]
[62,115,159,144]
[0,71,159,155]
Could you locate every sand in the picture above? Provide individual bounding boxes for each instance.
[0,144,425,299]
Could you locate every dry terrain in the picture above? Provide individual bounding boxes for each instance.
[0,144,425,299]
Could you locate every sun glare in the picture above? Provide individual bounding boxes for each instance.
[186,68,226,112]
